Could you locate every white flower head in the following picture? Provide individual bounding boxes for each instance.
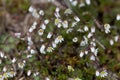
[55,35,64,44]
[38,29,44,36]
[72,37,78,43]
[68,65,74,72]
[18,61,25,69]
[40,23,46,30]
[72,1,77,6]
[47,32,53,39]
[66,28,73,34]
[12,58,17,63]
[100,70,108,77]
[71,22,77,27]
[87,32,93,38]
[91,27,95,33]
[85,0,91,5]
[116,14,120,20]
[64,8,72,15]
[79,2,85,7]
[28,6,35,12]
[44,19,49,25]
[55,18,62,28]
[0,51,4,58]
[84,26,89,32]
[79,51,84,57]
[39,10,44,16]
[90,55,95,61]
[62,20,68,28]
[27,70,31,76]
[30,49,36,54]
[109,39,114,46]
[104,24,111,34]
[52,42,57,48]
[32,10,40,18]
[40,44,46,54]
[47,47,54,52]
[114,35,119,42]
[74,16,80,22]
[96,70,100,76]
[45,77,50,80]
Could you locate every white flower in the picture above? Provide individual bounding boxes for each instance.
[40,23,46,30]
[44,19,49,24]
[38,29,44,36]
[3,66,7,72]
[64,9,72,14]
[77,28,84,33]
[56,7,60,12]
[40,44,46,54]
[79,51,84,57]
[27,70,31,76]
[85,0,91,5]
[71,22,77,27]
[28,6,34,12]
[72,37,78,42]
[74,16,80,22]
[90,41,96,46]
[114,35,119,42]
[45,77,50,80]
[96,71,100,76]
[14,33,21,38]
[104,24,111,34]
[47,47,54,52]
[55,18,62,28]
[18,61,25,69]
[87,32,93,38]
[32,10,40,18]
[90,55,95,61]
[62,20,68,28]
[84,26,89,31]
[66,28,73,34]
[72,1,77,6]
[39,10,44,16]
[30,49,36,54]
[52,42,57,48]
[12,58,17,63]
[100,70,108,77]
[0,51,4,58]
[33,72,39,77]
[29,27,34,32]
[27,54,32,58]
[55,35,64,44]
[85,51,88,55]
[68,65,74,72]
[109,39,114,46]
[91,27,95,33]
[116,14,120,20]
[47,32,53,39]
[79,3,85,7]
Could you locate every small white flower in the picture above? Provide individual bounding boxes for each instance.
[84,26,89,31]
[52,42,57,48]
[90,47,95,53]
[68,65,74,72]
[40,44,46,54]
[96,71,100,76]
[47,32,53,39]
[0,51,4,58]
[33,72,39,77]
[39,10,44,16]
[18,61,25,69]
[29,27,34,32]
[116,14,120,20]
[27,54,32,58]
[28,6,34,12]
[66,28,73,34]
[87,33,93,38]
[100,70,108,77]
[33,21,37,26]
[91,27,95,33]
[79,2,85,7]
[109,39,114,46]
[90,55,95,61]
[64,9,72,14]
[3,66,7,72]
[79,51,84,57]
[90,41,96,46]
[85,0,91,5]
[85,50,88,55]
[74,16,80,22]
[27,70,31,76]
[14,33,21,38]
[47,47,54,52]
[72,1,77,6]
[114,35,119,42]
[32,10,40,18]
[30,49,36,54]
[72,37,78,42]
[12,58,16,63]
[55,18,62,28]
[44,19,49,24]
[62,20,68,28]
[55,35,64,44]
[38,29,44,36]
[40,23,46,30]
[77,28,84,33]
[71,22,77,27]
[56,7,60,12]
[45,77,50,80]
[104,24,111,34]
